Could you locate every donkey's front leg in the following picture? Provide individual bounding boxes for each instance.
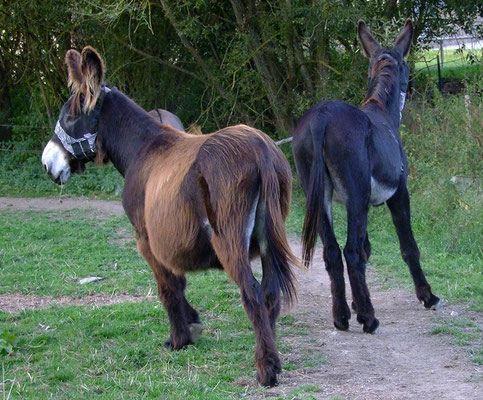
[137,238,194,349]
[386,184,440,309]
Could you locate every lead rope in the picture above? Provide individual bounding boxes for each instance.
[275,136,293,146]
[58,182,64,203]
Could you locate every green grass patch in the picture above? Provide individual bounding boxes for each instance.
[414,48,482,82]
[415,48,481,70]
[266,384,321,400]
[0,299,262,399]
[414,49,483,91]
[0,209,151,296]
[431,317,483,365]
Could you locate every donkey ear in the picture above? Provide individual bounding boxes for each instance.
[80,46,105,112]
[358,19,380,58]
[394,19,413,58]
[65,49,83,92]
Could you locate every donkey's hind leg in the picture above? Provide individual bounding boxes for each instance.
[259,247,281,335]
[318,211,351,331]
[386,183,440,309]
[255,206,281,335]
[137,238,198,349]
[344,204,379,333]
[295,155,350,330]
[352,232,371,313]
[212,237,280,387]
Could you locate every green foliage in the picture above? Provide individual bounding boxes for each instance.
[1,0,480,139]
[0,329,17,355]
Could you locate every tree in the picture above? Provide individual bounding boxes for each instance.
[0,0,481,139]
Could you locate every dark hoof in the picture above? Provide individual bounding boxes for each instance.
[362,318,380,334]
[256,354,281,387]
[333,302,351,331]
[163,333,192,350]
[351,301,357,312]
[333,316,350,331]
[423,294,441,310]
[164,338,175,349]
[256,371,279,388]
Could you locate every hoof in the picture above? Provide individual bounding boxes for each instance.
[351,301,357,312]
[256,353,281,387]
[163,333,192,350]
[256,371,279,388]
[333,316,350,331]
[423,294,441,310]
[362,318,380,334]
[333,302,351,331]
[164,338,175,349]
[189,323,203,342]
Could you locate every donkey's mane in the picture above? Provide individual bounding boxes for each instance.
[65,47,104,115]
[362,57,397,111]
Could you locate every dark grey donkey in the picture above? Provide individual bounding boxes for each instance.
[292,19,440,334]
[148,109,184,131]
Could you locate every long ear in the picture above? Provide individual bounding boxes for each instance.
[80,46,104,112]
[358,19,380,58]
[65,49,83,93]
[394,19,413,58]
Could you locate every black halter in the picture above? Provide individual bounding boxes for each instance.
[55,86,110,161]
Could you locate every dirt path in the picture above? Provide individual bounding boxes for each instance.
[1,197,481,399]
[0,196,124,215]
[263,237,482,399]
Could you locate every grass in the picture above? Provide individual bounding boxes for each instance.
[431,317,483,365]
[414,48,482,80]
[0,209,147,296]
[415,48,481,70]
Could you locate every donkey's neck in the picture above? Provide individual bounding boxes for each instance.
[362,72,402,128]
[98,90,178,176]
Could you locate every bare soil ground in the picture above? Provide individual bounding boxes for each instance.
[1,197,481,399]
[0,292,155,313]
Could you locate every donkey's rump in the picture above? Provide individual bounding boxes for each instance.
[143,124,291,275]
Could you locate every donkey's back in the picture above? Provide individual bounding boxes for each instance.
[293,99,403,206]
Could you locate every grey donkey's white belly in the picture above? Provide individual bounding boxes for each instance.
[369,176,397,205]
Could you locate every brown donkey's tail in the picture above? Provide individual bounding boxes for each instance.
[301,116,328,268]
[259,160,305,306]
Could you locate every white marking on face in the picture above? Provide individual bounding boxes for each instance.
[245,189,260,252]
[399,91,406,120]
[370,176,397,205]
[41,140,71,184]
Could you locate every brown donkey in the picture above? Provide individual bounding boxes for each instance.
[41,47,304,386]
